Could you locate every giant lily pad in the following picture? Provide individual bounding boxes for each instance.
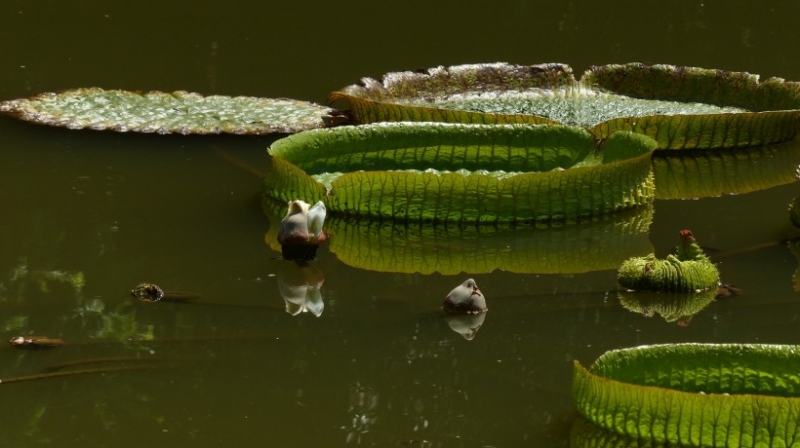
[263,122,657,224]
[572,343,800,446]
[331,63,800,149]
[263,197,653,275]
[0,88,345,135]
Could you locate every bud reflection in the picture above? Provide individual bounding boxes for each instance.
[276,261,325,317]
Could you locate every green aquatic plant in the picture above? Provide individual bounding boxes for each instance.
[264,122,657,223]
[3,63,800,223]
[0,88,346,134]
[618,229,720,293]
[332,63,800,149]
[5,63,800,147]
[572,343,800,447]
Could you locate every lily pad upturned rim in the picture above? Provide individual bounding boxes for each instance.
[263,121,657,224]
[0,87,347,135]
[573,343,800,446]
[332,62,800,149]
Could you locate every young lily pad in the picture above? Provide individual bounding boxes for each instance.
[263,197,653,275]
[332,62,800,149]
[573,343,800,446]
[0,88,345,135]
[618,230,719,293]
[264,122,657,224]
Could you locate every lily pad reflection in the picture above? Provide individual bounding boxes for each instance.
[617,289,717,326]
[264,198,652,275]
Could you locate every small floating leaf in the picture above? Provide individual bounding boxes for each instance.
[573,343,800,446]
[0,88,345,135]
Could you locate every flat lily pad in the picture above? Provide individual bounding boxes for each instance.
[0,88,345,135]
[332,62,800,149]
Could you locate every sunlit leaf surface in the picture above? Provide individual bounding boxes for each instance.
[0,88,345,135]
[333,62,800,149]
[573,343,800,446]
[265,122,656,224]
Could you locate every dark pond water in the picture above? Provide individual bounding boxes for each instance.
[2,1,800,446]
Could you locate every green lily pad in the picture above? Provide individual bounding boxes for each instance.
[0,88,345,135]
[264,122,656,224]
[332,63,800,149]
[573,343,800,446]
[263,197,653,275]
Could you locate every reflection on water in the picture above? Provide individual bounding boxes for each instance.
[264,197,655,275]
[617,289,717,326]
[443,312,487,340]
[276,260,325,317]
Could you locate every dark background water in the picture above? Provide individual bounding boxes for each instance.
[2,1,800,446]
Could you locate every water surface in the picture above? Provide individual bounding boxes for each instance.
[2,1,800,446]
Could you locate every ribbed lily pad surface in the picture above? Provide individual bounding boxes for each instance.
[333,63,800,149]
[264,122,657,224]
[573,343,800,446]
[0,88,344,134]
